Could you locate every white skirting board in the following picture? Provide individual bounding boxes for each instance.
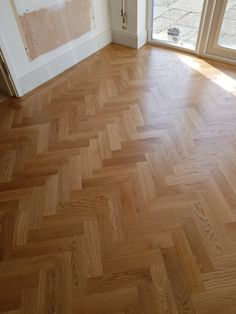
[111,29,147,49]
[18,28,112,95]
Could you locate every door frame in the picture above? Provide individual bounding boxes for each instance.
[206,0,236,60]
[0,49,18,97]
[147,0,236,66]
[0,32,21,97]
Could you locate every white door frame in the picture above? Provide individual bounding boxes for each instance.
[147,0,236,66]
[0,49,18,97]
[206,0,236,60]
[0,31,21,97]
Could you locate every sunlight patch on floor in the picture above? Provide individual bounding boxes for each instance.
[178,54,236,94]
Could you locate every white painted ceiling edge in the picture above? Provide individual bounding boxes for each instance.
[14,0,72,15]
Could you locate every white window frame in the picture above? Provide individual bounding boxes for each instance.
[147,0,236,66]
[206,0,236,61]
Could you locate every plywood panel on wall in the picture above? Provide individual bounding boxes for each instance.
[11,0,92,60]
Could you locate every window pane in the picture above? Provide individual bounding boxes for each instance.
[152,0,204,50]
[218,0,236,50]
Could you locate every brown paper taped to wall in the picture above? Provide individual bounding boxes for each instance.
[11,0,92,60]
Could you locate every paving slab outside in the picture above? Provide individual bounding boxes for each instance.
[153,0,236,50]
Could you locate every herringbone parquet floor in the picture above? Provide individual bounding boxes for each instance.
[0,44,236,313]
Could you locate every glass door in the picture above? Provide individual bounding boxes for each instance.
[206,0,236,60]
[149,0,236,64]
[150,0,206,51]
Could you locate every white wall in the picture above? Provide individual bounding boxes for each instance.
[15,0,72,15]
[0,0,111,95]
[110,0,147,49]
[110,0,137,33]
[137,0,147,48]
